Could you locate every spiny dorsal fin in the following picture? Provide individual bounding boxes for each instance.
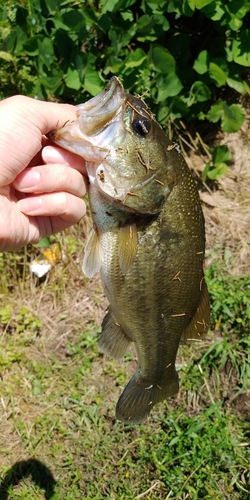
[117,223,138,275]
[98,307,132,360]
[82,227,101,278]
[181,279,210,342]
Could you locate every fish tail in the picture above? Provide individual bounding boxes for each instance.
[116,370,179,425]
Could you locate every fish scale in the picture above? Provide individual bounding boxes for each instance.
[49,76,210,424]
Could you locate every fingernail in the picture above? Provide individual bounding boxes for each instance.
[16,169,41,189]
[42,146,65,163]
[17,197,42,213]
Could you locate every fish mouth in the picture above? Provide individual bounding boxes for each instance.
[76,76,125,136]
[48,77,126,161]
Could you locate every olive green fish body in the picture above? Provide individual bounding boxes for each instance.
[90,152,207,424]
[49,77,210,424]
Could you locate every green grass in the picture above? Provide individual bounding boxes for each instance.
[0,228,249,499]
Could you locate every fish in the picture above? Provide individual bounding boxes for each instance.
[49,76,210,424]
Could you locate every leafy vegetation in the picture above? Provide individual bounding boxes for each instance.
[0,0,249,135]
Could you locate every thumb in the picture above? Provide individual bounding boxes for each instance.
[0,96,77,186]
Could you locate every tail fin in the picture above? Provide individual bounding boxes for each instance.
[116,370,179,424]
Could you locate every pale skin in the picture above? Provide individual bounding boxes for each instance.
[0,95,88,251]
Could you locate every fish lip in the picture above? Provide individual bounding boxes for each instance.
[48,77,125,148]
[75,76,125,136]
[79,76,123,115]
[47,77,126,161]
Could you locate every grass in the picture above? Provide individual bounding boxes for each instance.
[0,222,249,499]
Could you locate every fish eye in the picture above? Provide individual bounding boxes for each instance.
[132,117,151,136]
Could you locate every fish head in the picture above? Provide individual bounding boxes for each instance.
[49,76,176,214]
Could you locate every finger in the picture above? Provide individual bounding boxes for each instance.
[0,97,78,185]
[17,192,87,224]
[13,164,88,197]
[1,95,78,136]
[42,145,87,175]
[27,213,85,244]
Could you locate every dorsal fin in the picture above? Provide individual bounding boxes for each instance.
[181,279,210,342]
[82,227,101,278]
[117,223,138,275]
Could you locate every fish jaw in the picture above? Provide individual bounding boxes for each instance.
[48,76,126,162]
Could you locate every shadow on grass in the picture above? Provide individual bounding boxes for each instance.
[0,458,56,499]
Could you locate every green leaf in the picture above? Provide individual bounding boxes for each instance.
[189,81,211,103]
[100,0,136,13]
[44,0,58,14]
[206,101,224,123]
[124,48,147,69]
[37,75,63,92]
[35,237,51,248]
[150,45,175,74]
[54,28,74,61]
[193,50,209,75]
[209,58,228,87]
[84,68,104,96]
[221,103,245,133]
[66,67,81,90]
[23,35,43,55]
[199,0,225,20]
[228,16,243,31]
[207,101,245,132]
[135,14,156,35]
[212,145,232,165]
[0,50,14,62]
[61,10,85,30]
[38,38,54,70]
[182,0,196,15]
[232,30,250,67]
[227,77,249,95]
[12,28,28,54]
[157,73,183,101]
[207,164,228,180]
[193,0,214,7]
[157,98,189,122]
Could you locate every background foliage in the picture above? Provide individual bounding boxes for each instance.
[0,0,249,135]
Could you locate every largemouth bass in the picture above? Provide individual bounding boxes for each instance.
[49,77,210,424]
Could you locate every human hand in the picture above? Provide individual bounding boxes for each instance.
[0,95,87,251]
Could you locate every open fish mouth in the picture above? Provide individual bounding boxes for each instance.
[48,77,126,161]
[75,76,125,136]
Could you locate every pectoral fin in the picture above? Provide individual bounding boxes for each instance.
[82,227,101,278]
[117,223,138,275]
[181,279,210,342]
[99,307,132,360]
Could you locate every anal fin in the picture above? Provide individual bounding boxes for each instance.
[99,307,132,360]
